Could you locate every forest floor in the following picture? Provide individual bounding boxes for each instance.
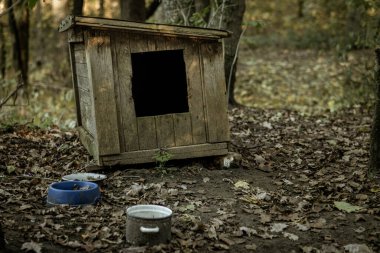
[1,47,380,253]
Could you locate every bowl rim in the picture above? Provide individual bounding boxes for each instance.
[49,181,99,193]
[61,172,107,182]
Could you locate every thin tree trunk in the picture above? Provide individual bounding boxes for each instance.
[209,0,245,105]
[19,3,29,87]
[369,48,380,177]
[298,0,304,18]
[6,0,25,85]
[0,21,5,79]
[99,0,105,17]
[120,0,146,21]
[146,0,161,20]
[162,0,194,25]
[72,0,83,15]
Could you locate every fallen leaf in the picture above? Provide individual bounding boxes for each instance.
[254,155,266,164]
[21,241,42,253]
[203,177,210,183]
[234,180,250,189]
[343,244,373,253]
[245,243,257,250]
[283,232,299,241]
[260,213,271,224]
[334,201,363,213]
[239,226,257,237]
[6,165,16,174]
[19,204,33,211]
[294,223,309,231]
[354,226,366,233]
[270,223,288,233]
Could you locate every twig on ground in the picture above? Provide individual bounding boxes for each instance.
[0,82,24,109]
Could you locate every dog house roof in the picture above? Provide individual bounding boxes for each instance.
[59,15,231,40]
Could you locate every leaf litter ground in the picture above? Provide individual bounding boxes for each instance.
[1,47,379,253]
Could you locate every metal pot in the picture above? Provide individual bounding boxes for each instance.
[126,205,172,246]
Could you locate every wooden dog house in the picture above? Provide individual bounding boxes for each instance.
[59,16,230,166]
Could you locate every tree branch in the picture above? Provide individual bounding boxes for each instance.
[146,0,161,19]
[0,82,24,109]
[0,0,24,17]
[226,25,247,106]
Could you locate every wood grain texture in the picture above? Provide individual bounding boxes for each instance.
[100,143,228,165]
[173,112,192,146]
[85,31,120,155]
[68,42,82,127]
[129,33,148,53]
[183,41,207,144]
[201,42,230,143]
[155,114,175,148]
[78,126,98,159]
[74,45,86,64]
[137,117,157,150]
[68,27,84,42]
[111,32,139,152]
[61,16,230,39]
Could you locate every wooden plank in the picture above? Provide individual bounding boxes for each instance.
[85,31,120,155]
[137,117,157,150]
[74,46,86,64]
[129,33,148,53]
[75,63,88,77]
[111,32,139,152]
[77,126,98,158]
[76,75,90,93]
[155,114,175,148]
[100,142,228,165]
[173,113,192,146]
[68,27,84,42]
[68,43,82,127]
[183,41,207,144]
[146,34,167,51]
[78,97,94,136]
[200,42,230,143]
[61,16,231,39]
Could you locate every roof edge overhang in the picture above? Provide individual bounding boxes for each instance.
[59,15,231,40]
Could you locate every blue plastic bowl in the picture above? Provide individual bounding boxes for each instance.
[47,181,100,206]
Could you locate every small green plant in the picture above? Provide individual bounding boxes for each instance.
[153,148,172,169]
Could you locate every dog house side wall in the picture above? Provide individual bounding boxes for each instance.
[67,28,99,158]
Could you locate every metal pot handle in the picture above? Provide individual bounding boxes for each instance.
[140,226,160,233]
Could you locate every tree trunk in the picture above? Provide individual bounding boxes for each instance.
[120,0,146,21]
[6,0,27,86]
[0,21,5,79]
[209,0,245,105]
[99,0,105,17]
[369,48,380,177]
[72,0,84,15]
[162,0,194,25]
[19,3,29,87]
[146,0,161,20]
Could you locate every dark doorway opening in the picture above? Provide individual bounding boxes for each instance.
[131,49,189,117]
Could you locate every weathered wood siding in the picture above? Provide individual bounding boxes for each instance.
[200,42,230,143]
[67,24,230,165]
[85,30,120,156]
[110,32,209,151]
[72,43,97,137]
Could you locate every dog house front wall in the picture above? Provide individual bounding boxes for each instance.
[61,16,230,165]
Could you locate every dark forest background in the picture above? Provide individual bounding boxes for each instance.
[0,0,379,128]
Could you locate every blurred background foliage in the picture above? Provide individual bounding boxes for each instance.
[0,0,379,129]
